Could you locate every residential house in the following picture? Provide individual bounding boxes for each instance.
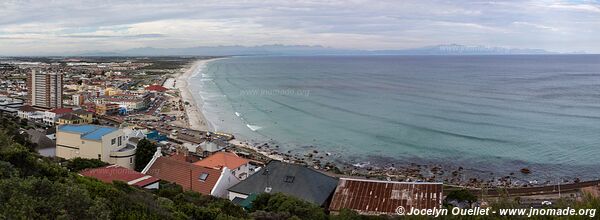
[104,87,122,96]
[93,93,150,111]
[80,165,160,189]
[0,96,23,115]
[194,151,255,180]
[57,113,83,125]
[17,105,44,123]
[72,109,94,123]
[72,94,85,106]
[227,160,339,207]
[196,139,229,157]
[145,156,240,198]
[56,124,136,169]
[329,178,443,215]
[144,85,168,93]
[122,127,146,145]
[44,107,73,125]
[25,128,55,149]
[82,102,97,113]
[95,103,120,115]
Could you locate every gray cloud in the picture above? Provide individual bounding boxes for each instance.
[0,0,599,55]
[62,33,166,39]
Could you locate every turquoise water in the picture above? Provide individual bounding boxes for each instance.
[188,55,600,179]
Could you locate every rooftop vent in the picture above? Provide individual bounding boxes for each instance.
[264,186,272,193]
[283,175,295,183]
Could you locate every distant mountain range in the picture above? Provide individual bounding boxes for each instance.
[76,44,566,56]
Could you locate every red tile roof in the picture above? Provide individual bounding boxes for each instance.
[49,108,73,114]
[145,85,168,92]
[146,156,222,195]
[79,165,160,188]
[193,151,249,170]
[329,178,443,215]
[170,153,200,163]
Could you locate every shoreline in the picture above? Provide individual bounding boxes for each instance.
[176,58,594,189]
[176,58,223,132]
[228,139,593,188]
[177,58,291,162]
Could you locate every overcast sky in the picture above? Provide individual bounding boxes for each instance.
[1,0,599,55]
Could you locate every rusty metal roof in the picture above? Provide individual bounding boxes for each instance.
[329,178,443,215]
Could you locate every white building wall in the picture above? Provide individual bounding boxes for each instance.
[43,111,56,125]
[143,182,159,189]
[211,167,240,198]
[228,191,249,201]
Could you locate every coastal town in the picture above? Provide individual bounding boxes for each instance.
[1,56,599,217]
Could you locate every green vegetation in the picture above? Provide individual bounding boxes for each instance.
[139,58,197,70]
[161,106,172,112]
[65,157,109,172]
[444,189,478,207]
[1,113,599,219]
[135,138,156,171]
[0,114,324,219]
[250,193,327,220]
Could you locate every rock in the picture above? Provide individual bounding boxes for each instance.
[520,168,531,174]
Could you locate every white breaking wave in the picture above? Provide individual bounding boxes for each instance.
[191,64,206,78]
[352,162,370,168]
[246,124,262,131]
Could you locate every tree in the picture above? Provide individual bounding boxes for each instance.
[250,193,327,220]
[65,158,109,172]
[444,189,477,208]
[0,114,249,220]
[19,118,28,127]
[135,138,156,171]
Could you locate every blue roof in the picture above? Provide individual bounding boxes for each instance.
[58,124,118,141]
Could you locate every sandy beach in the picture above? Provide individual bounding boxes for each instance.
[176,59,221,132]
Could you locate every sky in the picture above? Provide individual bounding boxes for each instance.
[1,0,599,55]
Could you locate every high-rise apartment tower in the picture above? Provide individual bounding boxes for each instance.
[26,70,63,109]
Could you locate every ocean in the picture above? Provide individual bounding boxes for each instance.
[187,55,600,180]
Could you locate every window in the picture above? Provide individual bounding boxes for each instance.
[118,136,122,146]
[97,154,101,160]
[130,157,133,164]
[199,173,209,181]
[284,175,295,183]
[111,138,116,145]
